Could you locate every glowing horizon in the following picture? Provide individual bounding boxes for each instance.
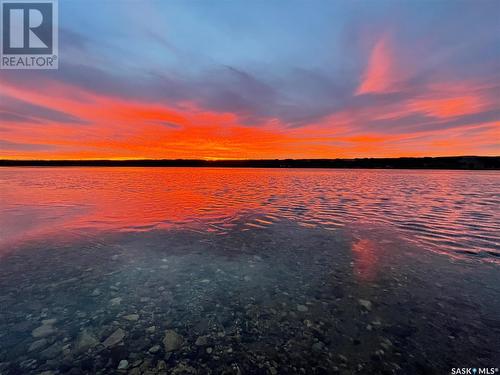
[1,1,499,159]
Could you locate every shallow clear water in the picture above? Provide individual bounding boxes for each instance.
[0,168,499,374]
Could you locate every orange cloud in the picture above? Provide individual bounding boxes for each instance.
[1,72,498,160]
[408,95,489,119]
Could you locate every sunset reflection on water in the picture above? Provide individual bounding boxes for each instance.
[352,238,380,282]
[1,167,499,260]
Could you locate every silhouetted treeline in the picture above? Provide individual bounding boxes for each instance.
[0,156,498,169]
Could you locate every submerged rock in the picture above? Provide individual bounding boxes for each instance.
[312,342,324,352]
[157,360,167,370]
[32,323,56,338]
[29,339,48,352]
[40,342,62,359]
[117,359,129,370]
[110,297,122,305]
[75,330,99,352]
[123,314,139,321]
[171,362,197,374]
[358,299,373,311]
[297,304,308,312]
[148,345,161,354]
[163,330,183,352]
[102,328,125,348]
[195,336,208,346]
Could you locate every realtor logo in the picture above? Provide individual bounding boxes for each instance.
[1,0,58,69]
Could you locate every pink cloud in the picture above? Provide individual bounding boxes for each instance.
[356,35,398,95]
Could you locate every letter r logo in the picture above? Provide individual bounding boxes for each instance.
[2,1,53,54]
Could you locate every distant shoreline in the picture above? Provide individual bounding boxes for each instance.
[0,156,499,170]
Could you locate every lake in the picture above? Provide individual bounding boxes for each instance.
[0,168,499,374]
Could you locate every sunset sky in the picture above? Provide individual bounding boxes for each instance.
[0,0,499,160]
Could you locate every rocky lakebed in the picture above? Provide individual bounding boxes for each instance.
[0,221,499,375]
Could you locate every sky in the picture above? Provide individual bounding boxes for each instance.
[0,0,499,160]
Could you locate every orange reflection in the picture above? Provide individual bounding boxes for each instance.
[352,238,379,282]
[1,168,499,262]
[0,168,268,249]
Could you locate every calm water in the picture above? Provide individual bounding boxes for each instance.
[0,168,499,374]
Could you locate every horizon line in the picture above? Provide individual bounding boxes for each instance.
[1,155,499,162]
[1,156,499,170]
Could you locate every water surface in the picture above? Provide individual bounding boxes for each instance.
[1,168,499,259]
[0,168,499,374]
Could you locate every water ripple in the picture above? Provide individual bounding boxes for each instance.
[1,168,499,260]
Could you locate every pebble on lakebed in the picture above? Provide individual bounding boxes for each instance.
[102,328,125,348]
[148,344,161,354]
[195,336,208,346]
[358,299,373,311]
[75,330,99,352]
[122,314,139,321]
[297,304,309,312]
[117,359,128,370]
[163,330,184,352]
[31,320,57,338]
